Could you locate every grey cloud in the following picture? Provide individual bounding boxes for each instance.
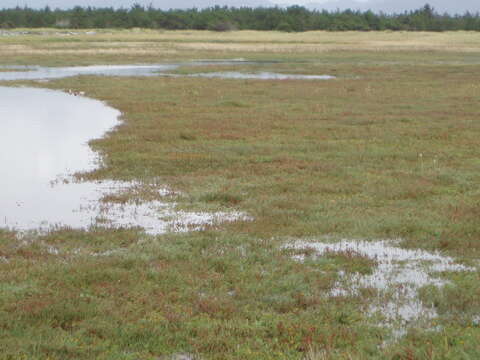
[2,0,273,9]
[306,0,480,14]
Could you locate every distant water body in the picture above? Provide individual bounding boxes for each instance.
[0,61,335,81]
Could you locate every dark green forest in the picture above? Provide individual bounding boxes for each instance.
[1,4,480,31]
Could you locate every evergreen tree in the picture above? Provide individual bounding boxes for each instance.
[0,4,479,32]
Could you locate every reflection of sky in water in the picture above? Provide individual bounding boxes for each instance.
[0,87,119,229]
[0,86,249,233]
[1,89,115,176]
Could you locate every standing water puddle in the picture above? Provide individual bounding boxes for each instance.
[286,239,475,336]
[0,62,335,81]
[0,86,248,234]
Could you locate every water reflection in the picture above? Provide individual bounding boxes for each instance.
[0,87,116,229]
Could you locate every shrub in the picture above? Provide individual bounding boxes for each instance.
[276,22,294,32]
[208,21,237,32]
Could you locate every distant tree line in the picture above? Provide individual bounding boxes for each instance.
[1,4,480,32]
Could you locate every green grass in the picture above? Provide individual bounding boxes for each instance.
[1,31,480,359]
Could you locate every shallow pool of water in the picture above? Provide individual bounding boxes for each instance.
[0,86,248,233]
[0,61,335,81]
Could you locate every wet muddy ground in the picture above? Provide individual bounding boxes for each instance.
[285,238,476,338]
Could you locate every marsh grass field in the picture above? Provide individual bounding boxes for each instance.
[1,30,480,359]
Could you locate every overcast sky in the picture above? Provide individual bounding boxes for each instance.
[2,0,480,14]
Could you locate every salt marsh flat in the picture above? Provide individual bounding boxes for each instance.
[1,30,480,359]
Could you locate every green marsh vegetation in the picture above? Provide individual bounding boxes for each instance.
[1,30,480,359]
